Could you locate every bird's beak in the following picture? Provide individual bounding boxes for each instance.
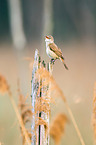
[45,36,49,39]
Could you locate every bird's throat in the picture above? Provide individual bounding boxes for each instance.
[46,41,50,47]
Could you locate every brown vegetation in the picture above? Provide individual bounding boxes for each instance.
[92,82,96,143]
[0,50,86,145]
[17,81,33,144]
[0,74,11,95]
[0,74,31,145]
[50,113,68,145]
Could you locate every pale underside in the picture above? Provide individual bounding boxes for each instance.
[46,46,59,59]
[45,38,64,60]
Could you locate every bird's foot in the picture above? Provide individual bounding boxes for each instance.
[51,59,55,64]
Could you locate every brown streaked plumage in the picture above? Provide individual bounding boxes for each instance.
[45,35,68,70]
[49,43,64,59]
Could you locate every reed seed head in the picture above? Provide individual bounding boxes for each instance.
[50,113,68,145]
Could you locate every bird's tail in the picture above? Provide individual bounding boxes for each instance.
[60,57,69,70]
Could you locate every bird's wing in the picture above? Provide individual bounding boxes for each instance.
[49,43,64,59]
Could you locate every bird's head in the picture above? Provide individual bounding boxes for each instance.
[45,35,54,43]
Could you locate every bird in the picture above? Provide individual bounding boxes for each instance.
[45,35,68,70]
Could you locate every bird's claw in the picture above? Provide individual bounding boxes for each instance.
[51,59,55,64]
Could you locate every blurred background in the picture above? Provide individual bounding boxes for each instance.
[0,0,96,144]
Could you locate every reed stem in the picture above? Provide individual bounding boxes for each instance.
[61,95,85,145]
[9,93,31,145]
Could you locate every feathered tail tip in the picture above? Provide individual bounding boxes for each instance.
[64,63,68,70]
[60,58,69,70]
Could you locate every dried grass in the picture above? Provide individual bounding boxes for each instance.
[35,117,48,136]
[50,113,68,145]
[18,94,33,124]
[21,128,32,145]
[35,67,66,102]
[17,80,33,144]
[0,51,85,145]
[35,67,85,145]
[35,97,50,114]
[92,82,96,143]
[0,74,11,95]
[0,74,31,145]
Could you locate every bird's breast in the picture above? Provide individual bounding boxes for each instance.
[46,45,58,59]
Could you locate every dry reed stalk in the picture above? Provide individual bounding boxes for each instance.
[17,81,33,144]
[0,74,31,145]
[50,113,68,145]
[21,129,32,145]
[18,83,33,124]
[35,67,85,145]
[0,74,10,95]
[92,82,96,143]
[31,50,40,145]
[35,97,50,114]
[35,117,48,137]
[31,50,52,145]
[35,67,66,102]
